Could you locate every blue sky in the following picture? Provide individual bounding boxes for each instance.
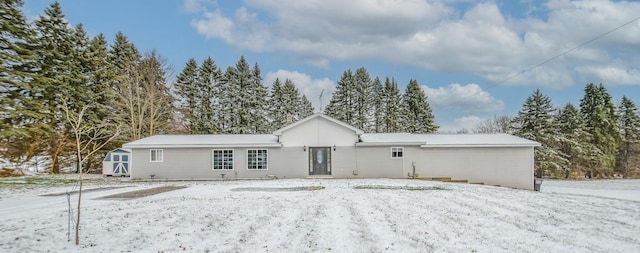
[23,0,640,132]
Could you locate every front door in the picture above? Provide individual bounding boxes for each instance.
[309,147,331,175]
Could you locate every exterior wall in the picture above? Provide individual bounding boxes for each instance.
[405,146,534,190]
[129,145,534,190]
[278,116,358,147]
[353,147,406,178]
[130,147,310,179]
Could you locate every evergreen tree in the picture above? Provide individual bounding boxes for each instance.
[370,77,385,133]
[173,58,199,133]
[0,0,48,168]
[555,103,603,178]
[299,94,315,118]
[616,96,640,177]
[382,77,405,132]
[579,83,621,177]
[268,78,315,131]
[403,79,438,133]
[325,70,355,125]
[511,89,567,178]
[220,56,267,134]
[194,57,221,134]
[33,1,77,173]
[353,67,372,130]
[268,78,286,130]
[249,62,269,134]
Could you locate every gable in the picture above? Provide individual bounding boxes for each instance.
[277,114,361,147]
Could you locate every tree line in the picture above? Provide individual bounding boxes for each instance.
[1,1,438,174]
[472,85,640,179]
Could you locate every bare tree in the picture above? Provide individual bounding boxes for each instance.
[63,102,120,245]
[112,50,174,141]
[474,115,512,134]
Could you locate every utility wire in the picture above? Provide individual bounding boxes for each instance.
[491,15,640,87]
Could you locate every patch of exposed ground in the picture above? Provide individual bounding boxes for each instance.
[40,186,132,196]
[101,185,187,199]
[230,186,325,192]
[353,185,447,191]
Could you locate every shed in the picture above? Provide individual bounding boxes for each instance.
[102,148,131,176]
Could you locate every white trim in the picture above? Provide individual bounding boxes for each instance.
[246,149,268,170]
[124,143,282,149]
[212,149,234,170]
[420,144,541,148]
[391,147,404,159]
[150,149,163,162]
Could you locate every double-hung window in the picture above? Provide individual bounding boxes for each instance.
[150,149,163,162]
[247,149,268,170]
[391,147,404,158]
[213,149,234,170]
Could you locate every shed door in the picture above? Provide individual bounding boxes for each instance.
[112,154,129,174]
[309,147,331,175]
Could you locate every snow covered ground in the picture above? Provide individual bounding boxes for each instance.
[1,176,639,253]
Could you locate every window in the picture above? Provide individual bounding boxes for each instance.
[391,147,404,158]
[247,149,268,170]
[213,149,234,170]
[150,149,163,162]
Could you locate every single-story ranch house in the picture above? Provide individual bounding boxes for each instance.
[120,114,540,190]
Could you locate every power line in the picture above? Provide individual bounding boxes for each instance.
[491,15,640,87]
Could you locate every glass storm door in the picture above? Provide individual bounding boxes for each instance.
[309,147,331,175]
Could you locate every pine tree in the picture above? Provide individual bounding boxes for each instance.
[249,62,269,134]
[194,57,221,134]
[352,67,372,130]
[555,103,603,178]
[268,78,286,130]
[299,94,314,118]
[173,58,199,133]
[370,77,385,133]
[403,79,438,133]
[0,0,48,169]
[616,96,640,177]
[511,89,567,178]
[382,77,405,132]
[33,1,77,174]
[579,83,621,177]
[221,56,264,134]
[325,70,355,124]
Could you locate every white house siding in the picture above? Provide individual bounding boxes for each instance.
[353,147,407,178]
[130,147,315,179]
[278,116,358,147]
[406,147,535,190]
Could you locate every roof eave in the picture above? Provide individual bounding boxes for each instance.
[122,143,283,149]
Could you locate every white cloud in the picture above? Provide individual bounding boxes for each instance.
[421,83,505,112]
[187,0,640,87]
[264,70,336,112]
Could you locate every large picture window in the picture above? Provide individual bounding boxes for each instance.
[150,149,163,162]
[247,149,268,170]
[213,149,234,170]
[391,147,404,158]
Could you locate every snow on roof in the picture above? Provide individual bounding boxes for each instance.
[123,134,280,148]
[359,133,540,147]
[273,113,364,135]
